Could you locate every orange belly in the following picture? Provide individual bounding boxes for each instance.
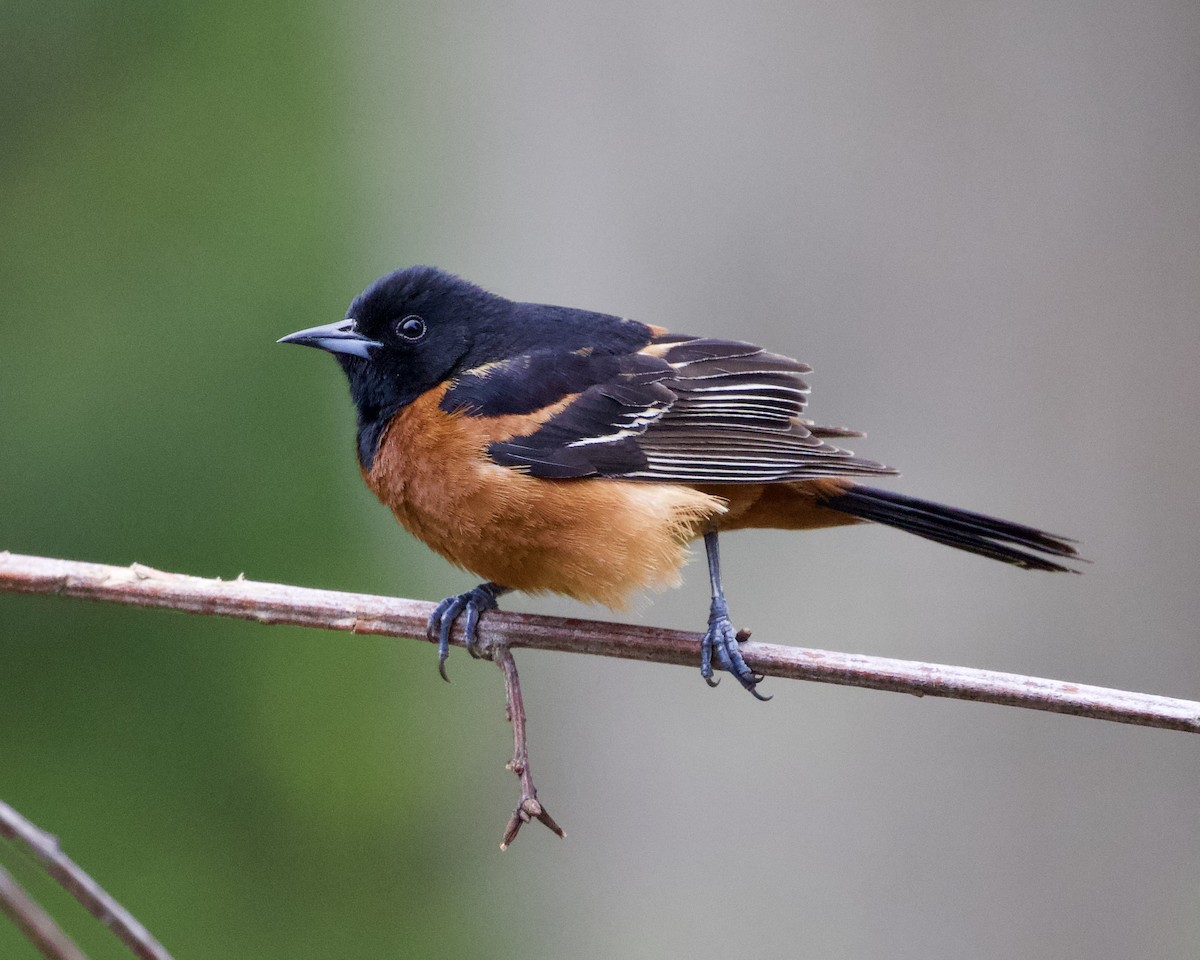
[364,388,728,608]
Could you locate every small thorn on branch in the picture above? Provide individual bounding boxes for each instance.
[490,643,565,850]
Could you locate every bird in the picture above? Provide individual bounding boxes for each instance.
[279,266,1078,698]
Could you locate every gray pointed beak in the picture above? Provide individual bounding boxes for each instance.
[277,319,382,359]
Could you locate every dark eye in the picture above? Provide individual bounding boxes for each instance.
[394,315,426,342]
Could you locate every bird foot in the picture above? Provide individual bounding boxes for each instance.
[700,606,770,701]
[426,582,504,681]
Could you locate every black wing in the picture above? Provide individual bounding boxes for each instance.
[453,335,897,482]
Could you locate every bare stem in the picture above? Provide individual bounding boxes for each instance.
[0,866,89,960]
[0,551,1197,734]
[0,801,173,960]
[490,644,565,849]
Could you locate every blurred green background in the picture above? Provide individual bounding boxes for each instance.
[2,1,1198,958]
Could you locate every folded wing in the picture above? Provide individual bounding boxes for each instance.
[455,334,898,483]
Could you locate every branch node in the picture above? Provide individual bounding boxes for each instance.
[471,632,499,663]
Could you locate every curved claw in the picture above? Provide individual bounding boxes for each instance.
[702,614,769,700]
[425,599,447,644]
[437,600,461,681]
[700,627,716,685]
[425,583,504,680]
[427,595,466,682]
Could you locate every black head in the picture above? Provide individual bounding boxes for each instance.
[280,265,654,468]
[278,265,508,467]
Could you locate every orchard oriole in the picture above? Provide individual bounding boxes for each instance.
[280,266,1077,698]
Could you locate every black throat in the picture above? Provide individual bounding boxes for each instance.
[336,355,417,471]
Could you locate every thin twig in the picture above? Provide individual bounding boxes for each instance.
[0,801,173,960]
[1,551,1196,734]
[0,865,89,960]
[490,644,565,848]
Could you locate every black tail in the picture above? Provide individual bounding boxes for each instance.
[821,485,1080,572]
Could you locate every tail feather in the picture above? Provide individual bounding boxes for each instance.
[821,485,1080,573]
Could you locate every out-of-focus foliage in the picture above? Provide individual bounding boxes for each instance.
[0,2,510,957]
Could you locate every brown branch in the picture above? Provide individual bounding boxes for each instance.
[0,800,173,960]
[1,551,1196,733]
[0,865,89,960]
[490,644,565,849]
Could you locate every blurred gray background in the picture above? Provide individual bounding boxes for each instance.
[2,0,1197,957]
